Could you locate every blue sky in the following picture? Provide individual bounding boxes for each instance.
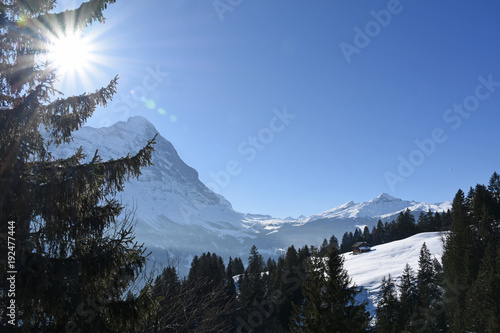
[57,0,500,218]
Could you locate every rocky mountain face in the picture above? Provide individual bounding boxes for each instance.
[53,116,451,273]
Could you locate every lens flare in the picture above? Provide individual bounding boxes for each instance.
[48,31,92,75]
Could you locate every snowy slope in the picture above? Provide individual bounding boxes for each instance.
[343,232,445,317]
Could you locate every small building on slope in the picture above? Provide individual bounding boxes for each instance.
[352,242,371,255]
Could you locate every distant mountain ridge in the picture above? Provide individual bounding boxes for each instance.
[53,116,451,271]
[299,192,450,222]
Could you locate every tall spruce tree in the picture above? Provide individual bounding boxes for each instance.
[274,245,306,332]
[340,232,352,253]
[239,245,270,332]
[442,189,474,331]
[399,263,417,331]
[464,242,500,333]
[329,234,339,250]
[488,172,500,218]
[185,252,237,332]
[396,208,417,239]
[289,247,370,332]
[145,254,237,333]
[442,174,500,332]
[412,243,445,332]
[375,275,401,333]
[147,266,183,332]
[0,1,156,331]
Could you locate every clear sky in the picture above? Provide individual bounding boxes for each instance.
[55,0,500,218]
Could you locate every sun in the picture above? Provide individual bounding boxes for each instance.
[48,31,92,76]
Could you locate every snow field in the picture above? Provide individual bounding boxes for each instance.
[343,232,445,315]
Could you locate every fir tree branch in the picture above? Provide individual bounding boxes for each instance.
[43,75,119,145]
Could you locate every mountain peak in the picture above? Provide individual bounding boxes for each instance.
[125,115,153,126]
[122,116,158,133]
[372,193,401,202]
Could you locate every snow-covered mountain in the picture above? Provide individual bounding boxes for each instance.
[52,116,264,266]
[301,192,450,222]
[53,116,451,272]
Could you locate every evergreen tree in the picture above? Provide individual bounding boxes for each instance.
[386,220,397,242]
[297,244,311,262]
[247,245,264,275]
[375,275,401,333]
[230,256,245,276]
[461,181,500,333]
[443,179,500,332]
[185,252,236,332]
[441,174,500,332]
[238,245,270,332]
[148,266,183,332]
[0,1,156,331]
[340,231,353,253]
[373,220,386,245]
[289,247,370,332]
[289,254,324,333]
[463,243,500,333]
[399,263,417,331]
[472,184,496,245]
[417,243,437,297]
[319,238,329,256]
[145,254,237,332]
[442,189,474,331]
[187,252,226,294]
[432,211,443,231]
[488,171,500,218]
[441,209,452,231]
[371,225,378,245]
[411,243,444,332]
[417,211,431,232]
[329,234,339,250]
[396,208,417,239]
[361,226,372,244]
[274,245,306,332]
[353,228,361,244]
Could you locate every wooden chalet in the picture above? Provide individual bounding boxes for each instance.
[352,242,371,255]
